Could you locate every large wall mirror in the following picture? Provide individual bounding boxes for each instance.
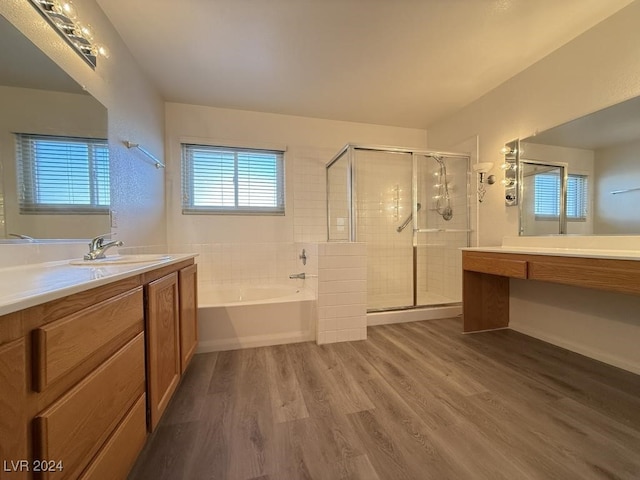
[0,14,109,241]
[519,94,640,235]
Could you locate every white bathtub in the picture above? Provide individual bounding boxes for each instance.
[197,283,316,352]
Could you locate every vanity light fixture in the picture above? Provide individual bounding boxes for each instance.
[502,140,519,206]
[28,0,109,69]
[471,162,495,203]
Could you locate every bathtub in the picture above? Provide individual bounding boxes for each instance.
[197,283,316,352]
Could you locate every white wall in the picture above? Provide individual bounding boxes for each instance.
[164,104,426,291]
[427,0,640,246]
[1,0,165,249]
[594,139,640,233]
[164,103,427,249]
[426,2,640,373]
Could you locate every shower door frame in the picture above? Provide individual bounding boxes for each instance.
[326,144,471,312]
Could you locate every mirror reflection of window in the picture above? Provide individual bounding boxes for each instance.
[520,161,567,236]
[534,172,588,221]
[16,134,110,214]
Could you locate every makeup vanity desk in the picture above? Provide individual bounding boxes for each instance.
[462,244,640,333]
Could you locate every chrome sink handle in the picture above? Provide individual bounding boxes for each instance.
[89,232,112,250]
[84,233,124,260]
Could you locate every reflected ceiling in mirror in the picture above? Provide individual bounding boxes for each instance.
[0,14,109,241]
[520,95,640,235]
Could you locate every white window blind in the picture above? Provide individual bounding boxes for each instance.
[16,133,109,214]
[182,144,285,215]
[534,173,588,220]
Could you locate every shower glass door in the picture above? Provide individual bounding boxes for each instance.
[353,149,413,310]
[414,153,470,306]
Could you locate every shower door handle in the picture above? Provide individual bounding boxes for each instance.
[396,203,421,232]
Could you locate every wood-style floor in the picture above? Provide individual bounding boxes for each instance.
[128,319,640,480]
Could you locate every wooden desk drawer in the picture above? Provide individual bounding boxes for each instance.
[33,288,143,392]
[34,333,145,480]
[528,260,640,296]
[79,394,147,480]
[463,253,528,279]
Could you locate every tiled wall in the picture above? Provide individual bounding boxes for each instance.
[160,240,366,346]
[292,146,333,243]
[317,242,367,344]
[165,242,303,286]
[0,241,88,267]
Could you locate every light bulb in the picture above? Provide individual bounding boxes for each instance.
[500,145,513,155]
[60,1,78,20]
[96,44,110,58]
[77,23,94,41]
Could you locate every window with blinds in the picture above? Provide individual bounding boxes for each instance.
[16,133,110,214]
[181,144,285,215]
[534,173,588,221]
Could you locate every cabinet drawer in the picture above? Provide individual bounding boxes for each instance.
[33,288,144,392]
[528,261,640,296]
[34,333,145,480]
[79,394,147,480]
[463,253,527,279]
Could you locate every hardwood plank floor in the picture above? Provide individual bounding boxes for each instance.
[128,318,640,480]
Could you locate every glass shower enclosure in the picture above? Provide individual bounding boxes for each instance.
[327,144,470,312]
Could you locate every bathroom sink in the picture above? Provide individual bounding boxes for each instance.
[69,254,172,265]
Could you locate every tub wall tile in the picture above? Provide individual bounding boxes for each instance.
[316,242,367,345]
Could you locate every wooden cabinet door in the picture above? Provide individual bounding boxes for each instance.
[178,264,198,373]
[0,338,27,480]
[145,273,181,431]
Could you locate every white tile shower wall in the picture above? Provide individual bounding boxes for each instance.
[292,146,334,243]
[295,242,319,294]
[317,242,367,344]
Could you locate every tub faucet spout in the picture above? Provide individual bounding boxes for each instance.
[289,273,306,280]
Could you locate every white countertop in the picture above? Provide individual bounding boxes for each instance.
[462,246,640,261]
[0,254,196,317]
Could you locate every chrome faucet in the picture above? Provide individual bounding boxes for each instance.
[84,233,124,260]
[289,273,306,280]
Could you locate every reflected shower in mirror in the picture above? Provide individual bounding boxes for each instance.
[0,14,109,240]
[520,94,640,235]
[518,160,567,236]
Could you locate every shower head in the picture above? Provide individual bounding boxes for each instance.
[431,154,444,164]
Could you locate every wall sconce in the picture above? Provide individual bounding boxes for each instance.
[28,0,109,69]
[502,140,519,206]
[472,162,495,203]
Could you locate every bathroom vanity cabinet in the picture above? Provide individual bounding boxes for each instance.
[0,257,197,480]
[462,249,640,332]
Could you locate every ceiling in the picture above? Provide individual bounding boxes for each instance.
[97,0,634,129]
